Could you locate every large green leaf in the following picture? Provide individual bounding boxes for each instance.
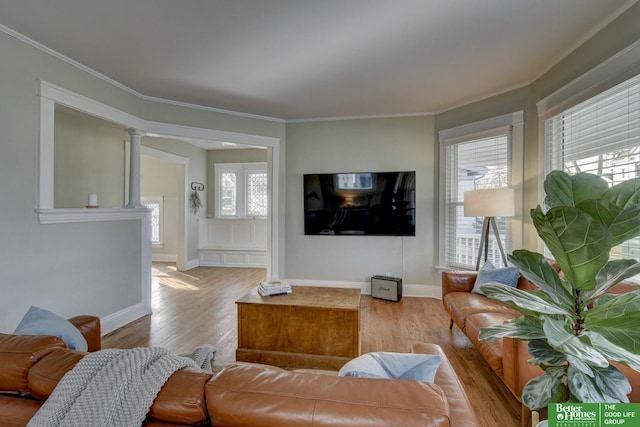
[609,205,640,246]
[527,339,566,366]
[479,316,545,342]
[543,316,608,368]
[566,354,594,376]
[567,365,624,403]
[544,171,609,208]
[522,367,566,410]
[532,206,611,291]
[584,293,640,355]
[586,260,640,301]
[508,250,573,308]
[576,198,621,227]
[602,176,640,209]
[481,283,572,315]
[591,365,632,403]
[587,289,640,318]
[583,332,640,372]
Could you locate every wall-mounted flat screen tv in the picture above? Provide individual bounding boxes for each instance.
[303,171,416,236]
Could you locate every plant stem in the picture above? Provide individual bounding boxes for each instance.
[572,290,585,336]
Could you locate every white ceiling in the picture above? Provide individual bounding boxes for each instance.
[0,0,636,121]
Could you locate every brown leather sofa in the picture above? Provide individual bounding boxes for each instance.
[0,316,480,426]
[442,270,640,426]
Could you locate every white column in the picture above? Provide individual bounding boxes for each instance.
[126,128,143,208]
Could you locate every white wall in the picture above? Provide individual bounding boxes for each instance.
[54,108,126,209]
[0,31,145,332]
[284,116,438,291]
[141,156,181,260]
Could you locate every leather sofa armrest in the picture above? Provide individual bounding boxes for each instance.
[501,337,542,401]
[441,271,477,298]
[67,315,101,352]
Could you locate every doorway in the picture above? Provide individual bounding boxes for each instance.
[140,146,188,271]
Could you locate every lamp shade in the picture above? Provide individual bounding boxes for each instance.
[464,188,515,217]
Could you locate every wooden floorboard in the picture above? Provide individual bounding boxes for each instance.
[102,263,521,427]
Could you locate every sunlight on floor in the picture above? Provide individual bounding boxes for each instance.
[156,278,199,291]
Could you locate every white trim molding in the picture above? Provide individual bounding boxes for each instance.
[36,207,149,224]
[537,38,640,119]
[437,111,525,269]
[100,303,149,335]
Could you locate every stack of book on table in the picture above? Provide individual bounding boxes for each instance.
[258,280,292,296]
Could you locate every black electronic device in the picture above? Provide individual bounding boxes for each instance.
[303,171,416,236]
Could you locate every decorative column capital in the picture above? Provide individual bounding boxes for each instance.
[126,128,144,138]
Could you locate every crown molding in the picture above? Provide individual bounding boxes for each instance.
[0,24,285,124]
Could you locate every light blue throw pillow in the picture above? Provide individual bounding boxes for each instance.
[472,261,520,296]
[13,306,88,351]
[338,352,441,382]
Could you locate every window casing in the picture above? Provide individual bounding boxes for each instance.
[439,112,524,270]
[543,73,640,264]
[214,162,267,218]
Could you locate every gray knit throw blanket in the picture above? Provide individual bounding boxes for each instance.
[27,345,216,427]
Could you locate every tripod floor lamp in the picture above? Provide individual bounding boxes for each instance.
[463,188,515,270]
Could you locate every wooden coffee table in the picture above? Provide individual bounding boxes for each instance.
[235,286,361,370]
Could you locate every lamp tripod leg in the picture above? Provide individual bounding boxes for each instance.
[475,217,490,270]
[489,217,508,267]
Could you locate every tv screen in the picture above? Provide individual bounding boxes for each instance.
[303,171,416,236]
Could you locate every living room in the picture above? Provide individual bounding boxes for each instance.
[1,1,640,426]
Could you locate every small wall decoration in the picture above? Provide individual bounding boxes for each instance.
[190,182,204,214]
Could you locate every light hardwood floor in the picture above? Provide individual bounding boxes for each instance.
[103,263,521,427]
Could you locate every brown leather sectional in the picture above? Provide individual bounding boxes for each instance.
[442,270,640,426]
[0,315,480,426]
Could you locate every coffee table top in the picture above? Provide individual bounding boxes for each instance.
[236,286,360,311]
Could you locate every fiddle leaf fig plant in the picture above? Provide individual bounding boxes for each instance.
[478,170,640,410]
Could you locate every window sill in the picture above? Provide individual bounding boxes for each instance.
[36,207,149,224]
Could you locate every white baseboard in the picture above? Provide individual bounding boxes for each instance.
[284,279,441,299]
[152,253,177,262]
[100,303,150,335]
[183,258,200,270]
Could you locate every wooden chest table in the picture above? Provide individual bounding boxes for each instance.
[236,286,361,370]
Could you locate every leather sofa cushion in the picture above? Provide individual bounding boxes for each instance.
[67,315,102,352]
[147,367,212,425]
[443,292,518,332]
[0,334,66,394]
[206,363,451,426]
[0,394,42,427]
[28,349,84,400]
[465,312,518,379]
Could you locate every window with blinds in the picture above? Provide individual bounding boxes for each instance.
[443,133,512,269]
[544,72,640,266]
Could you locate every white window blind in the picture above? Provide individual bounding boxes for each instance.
[545,73,640,264]
[443,132,513,269]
